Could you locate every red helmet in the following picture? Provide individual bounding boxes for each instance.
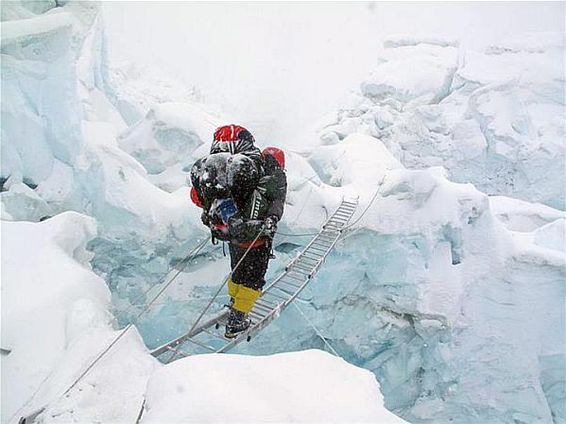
[212,124,255,154]
[262,147,285,169]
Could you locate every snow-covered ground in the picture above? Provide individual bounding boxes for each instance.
[1,2,564,424]
[1,213,157,423]
[142,350,405,423]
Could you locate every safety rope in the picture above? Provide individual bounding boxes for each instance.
[340,174,387,232]
[275,230,319,237]
[292,302,339,357]
[119,236,214,319]
[11,237,211,424]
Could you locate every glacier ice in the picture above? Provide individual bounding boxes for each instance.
[1,212,157,423]
[312,34,566,209]
[118,102,222,191]
[1,3,565,424]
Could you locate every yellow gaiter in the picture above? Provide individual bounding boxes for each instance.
[233,285,262,313]
[227,278,240,300]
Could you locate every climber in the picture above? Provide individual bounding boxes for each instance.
[190,125,287,338]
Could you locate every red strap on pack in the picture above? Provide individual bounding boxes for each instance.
[190,187,203,208]
[233,238,267,249]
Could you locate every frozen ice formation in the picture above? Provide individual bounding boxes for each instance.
[224,133,565,423]
[1,213,157,424]
[314,34,566,209]
[1,3,564,424]
[118,102,222,191]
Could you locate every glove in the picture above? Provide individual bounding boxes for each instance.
[228,218,264,242]
[211,224,231,241]
[263,216,278,238]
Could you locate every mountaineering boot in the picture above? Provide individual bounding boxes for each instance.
[225,308,251,339]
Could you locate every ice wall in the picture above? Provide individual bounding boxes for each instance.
[0,0,219,322]
[311,34,565,209]
[1,213,157,423]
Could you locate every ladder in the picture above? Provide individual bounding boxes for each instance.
[151,198,358,362]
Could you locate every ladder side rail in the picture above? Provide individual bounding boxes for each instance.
[151,311,229,357]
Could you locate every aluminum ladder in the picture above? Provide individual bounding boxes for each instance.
[151,198,358,362]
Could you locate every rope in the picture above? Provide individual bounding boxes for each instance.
[11,237,211,423]
[293,302,339,357]
[340,174,387,232]
[118,236,214,319]
[275,231,319,237]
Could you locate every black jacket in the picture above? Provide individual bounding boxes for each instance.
[191,149,287,243]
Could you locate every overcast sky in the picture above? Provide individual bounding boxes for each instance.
[102,2,564,143]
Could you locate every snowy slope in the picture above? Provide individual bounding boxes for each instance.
[141,350,406,423]
[1,213,157,424]
[310,34,565,209]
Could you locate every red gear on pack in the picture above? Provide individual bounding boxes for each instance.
[190,186,202,208]
[262,147,285,169]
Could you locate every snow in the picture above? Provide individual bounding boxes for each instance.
[489,195,565,232]
[0,12,71,44]
[361,41,458,104]
[1,212,157,424]
[118,102,222,189]
[103,62,213,126]
[316,33,566,209]
[141,350,406,424]
[2,2,565,424]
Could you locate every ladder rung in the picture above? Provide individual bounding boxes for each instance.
[323,226,342,231]
[299,254,319,262]
[249,310,266,321]
[202,328,227,341]
[186,337,216,352]
[302,253,323,261]
[334,211,350,217]
[280,280,303,290]
[256,298,277,307]
[328,217,347,224]
[253,302,272,313]
[278,278,301,289]
[291,262,314,273]
[312,242,332,250]
[274,283,298,294]
[263,290,290,301]
[286,273,307,282]
[289,266,312,276]
[308,245,327,253]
